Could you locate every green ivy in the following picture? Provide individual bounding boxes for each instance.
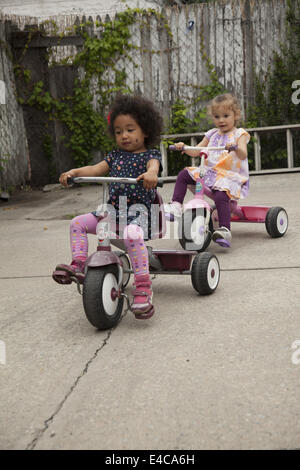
[14,8,169,170]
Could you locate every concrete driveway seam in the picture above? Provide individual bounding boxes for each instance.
[26,327,114,450]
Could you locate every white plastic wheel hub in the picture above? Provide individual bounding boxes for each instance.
[207,257,220,290]
[277,210,288,234]
[102,273,119,316]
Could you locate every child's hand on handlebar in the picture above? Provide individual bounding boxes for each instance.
[225,143,238,152]
[59,170,77,187]
[174,142,186,153]
[136,169,158,190]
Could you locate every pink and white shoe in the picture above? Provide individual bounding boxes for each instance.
[212,226,232,248]
[164,201,182,221]
[52,259,85,284]
[131,274,155,319]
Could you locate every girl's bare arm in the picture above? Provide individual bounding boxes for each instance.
[59,160,110,186]
[174,137,209,157]
[225,134,248,160]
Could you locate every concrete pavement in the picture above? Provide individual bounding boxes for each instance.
[0,172,300,450]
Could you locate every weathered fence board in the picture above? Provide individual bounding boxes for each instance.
[0,0,294,188]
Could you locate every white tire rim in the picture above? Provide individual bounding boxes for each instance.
[207,257,220,290]
[277,210,288,234]
[102,273,119,316]
[190,215,205,246]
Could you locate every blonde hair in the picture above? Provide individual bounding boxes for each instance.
[208,93,241,124]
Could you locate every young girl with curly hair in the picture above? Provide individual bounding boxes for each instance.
[53,94,163,319]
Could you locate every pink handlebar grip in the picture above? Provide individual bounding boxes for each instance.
[199,151,208,159]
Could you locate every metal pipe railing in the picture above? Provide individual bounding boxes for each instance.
[160,124,300,176]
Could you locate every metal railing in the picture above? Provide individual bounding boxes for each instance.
[160,124,300,177]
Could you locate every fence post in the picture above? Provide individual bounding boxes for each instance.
[160,140,168,177]
[286,129,294,168]
[254,131,261,171]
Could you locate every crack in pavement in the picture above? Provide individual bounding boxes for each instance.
[25,305,130,451]
[1,266,300,281]
[25,328,113,450]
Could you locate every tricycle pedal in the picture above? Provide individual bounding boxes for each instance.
[52,270,72,285]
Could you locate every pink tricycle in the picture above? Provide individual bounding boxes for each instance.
[53,175,220,330]
[168,145,289,251]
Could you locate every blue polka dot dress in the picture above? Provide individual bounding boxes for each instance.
[95,149,162,239]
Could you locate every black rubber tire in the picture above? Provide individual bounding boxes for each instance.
[178,209,213,252]
[83,265,124,330]
[191,252,220,295]
[265,207,288,238]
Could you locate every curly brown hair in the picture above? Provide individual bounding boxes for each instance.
[108,94,164,148]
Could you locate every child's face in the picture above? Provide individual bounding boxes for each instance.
[113,114,147,153]
[212,106,236,134]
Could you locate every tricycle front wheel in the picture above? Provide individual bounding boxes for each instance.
[178,209,213,252]
[265,207,288,238]
[83,265,124,330]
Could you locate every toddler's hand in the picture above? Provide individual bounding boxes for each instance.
[225,143,238,152]
[136,170,158,190]
[59,170,77,187]
[174,142,185,152]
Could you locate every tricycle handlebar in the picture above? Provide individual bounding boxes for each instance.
[169,145,225,151]
[67,176,164,187]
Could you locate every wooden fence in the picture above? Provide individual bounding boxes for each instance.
[0,0,297,186]
[1,0,288,116]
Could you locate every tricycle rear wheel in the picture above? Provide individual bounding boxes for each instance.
[191,252,220,295]
[265,207,288,238]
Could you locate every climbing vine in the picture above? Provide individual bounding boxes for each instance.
[13,2,299,178]
[14,8,170,169]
